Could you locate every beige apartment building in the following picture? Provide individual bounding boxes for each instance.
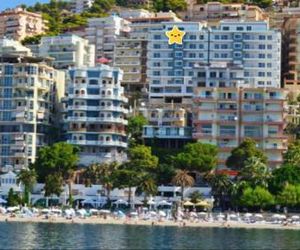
[180,1,269,25]
[0,7,47,41]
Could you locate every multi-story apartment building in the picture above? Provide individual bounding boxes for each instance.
[0,7,47,41]
[0,54,65,171]
[115,10,180,94]
[180,1,269,25]
[37,34,95,70]
[147,21,281,106]
[0,38,32,56]
[71,0,95,13]
[192,62,287,169]
[66,65,128,166]
[282,17,300,93]
[85,16,130,64]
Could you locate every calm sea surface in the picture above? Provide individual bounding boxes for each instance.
[0,222,299,249]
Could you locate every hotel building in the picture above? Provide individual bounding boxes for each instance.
[192,62,287,169]
[147,21,281,106]
[85,16,130,64]
[180,1,269,25]
[282,16,300,93]
[0,7,47,41]
[66,65,128,166]
[0,54,65,171]
[115,10,180,94]
[37,34,95,70]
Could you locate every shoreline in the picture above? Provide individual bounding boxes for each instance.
[0,215,299,230]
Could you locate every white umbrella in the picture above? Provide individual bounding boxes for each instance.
[292,215,300,220]
[99,209,110,214]
[244,213,252,217]
[0,207,6,214]
[190,212,198,217]
[130,211,138,216]
[147,200,156,205]
[158,211,166,217]
[157,200,172,206]
[254,214,263,218]
[77,209,87,216]
[41,208,50,214]
[113,199,128,205]
[133,200,143,205]
[0,198,7,204]
[7,206,19,212]
[272,214,281,219]
[149,211,157,216]
[217,213,225,218]
[229,214,237,218]
[198,212,207,216]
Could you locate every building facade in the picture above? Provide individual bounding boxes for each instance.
[282,17,300,93]
[71,0,95,13]
[85,16,130,64]
[38,35,95,70]
[192,62,287,169]
[147,21,281,106]
[0,38,32,56]
[66,65,128,166]
[0,7,47,41]
[0,55,65,171]
[180,1,269,25]
[115,10,180,94]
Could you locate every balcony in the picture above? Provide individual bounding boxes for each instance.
[14,152,26,158]
[143,126,192,139]
[68,140,127,147]
[68,105,128,113]
[67,116,128,124]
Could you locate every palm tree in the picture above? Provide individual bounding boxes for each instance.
[239,156,271,188]
[139,176,157,202]
[17,168,37,205]
[172,170,195,202]
[66,168,84,206]
[205,173,233,209]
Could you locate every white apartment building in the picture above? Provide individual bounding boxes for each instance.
[66,65,128,166]
[0,38,32,56]
[147,21,281,106]
[114,11,181,93]
[0,55,65,171]
[38,34,95,70]
[71,0,95,13]
[85,16,130,64]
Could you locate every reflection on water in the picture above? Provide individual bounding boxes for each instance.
[0,222,299,249]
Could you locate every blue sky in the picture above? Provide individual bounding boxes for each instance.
[0,0,49,11]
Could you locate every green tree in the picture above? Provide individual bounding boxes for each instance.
[239,186,274,210]
[153,0,187,12]
[172,170,195,201]
[283,140,300,166]
[155,163,176,185]
[205,173,233,209]
[127,115,148,146]
[89,0,115,13]
[268,164,300,194]
[139,176,157,202]
[189,191,203,203]
[277,184,300,207]
[34,142,79,182]
[226,138,267,170]
[238,156,271,188]
[173,142,218,172]
[21,34,44,45]
[126,145,158,172]
[251,0,272,8]
[7,188,21,207]
[113,145,158,204]
[44,173,64,197]
[17,168,37,205]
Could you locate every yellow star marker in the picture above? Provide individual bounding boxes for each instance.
[165,26,186,45]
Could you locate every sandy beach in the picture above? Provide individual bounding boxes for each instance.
[1,215,300,230]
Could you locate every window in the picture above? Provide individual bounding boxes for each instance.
[259,44,265,49]
[258,72,265,77]
[222,26,229,31]
[199,44,204,49]
[153,53,160,58]
[189,35,196,40]
[246,26,252,31]
[154,44,161,49]
[258,54,265,59]
[236,27,243,31]
[258,63,265,68]
[189,44,196,49]
[259,35,266,40]
[154,35,161,40]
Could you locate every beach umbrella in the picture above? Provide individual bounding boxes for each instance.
[77,209,87,216]
[157,200,172,206]
[183,201,194,206]
[7,206,19,212]
[149,211,157,216]
[229,214,237,218]
[244,213,252,217]
[130,211,138,217]
[291,215,300,220]
[113,199,128,205]
[0,207,6,214]
[198,212,207,216]
[133,200,143,205]
[254,214,263,218]
[147,200,156,205]
[190,212,198,217]
[0,198,7,204]
[195,200,210,207]
[99,209,110,214]
[158,211,166,217]
[217,213,225,218]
